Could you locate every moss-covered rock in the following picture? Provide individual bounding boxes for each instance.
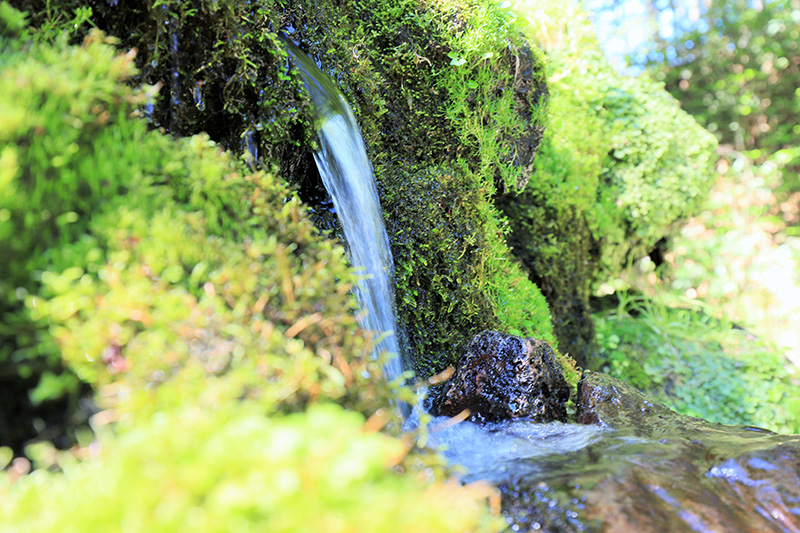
[0,9,505,529]
[6,0,557,378]
[0,15,384,450]
[498,0,718,365]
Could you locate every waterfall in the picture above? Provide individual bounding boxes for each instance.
[283,40,405,385]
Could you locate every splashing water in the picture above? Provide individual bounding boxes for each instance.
[283,40,404,384]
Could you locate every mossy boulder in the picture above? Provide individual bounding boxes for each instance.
[497,0,718,365]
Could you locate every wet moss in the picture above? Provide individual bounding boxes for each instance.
[0,13,507,528]
[0,22,387,451]
[5,0,562,380]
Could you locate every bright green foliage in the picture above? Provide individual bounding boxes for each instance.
[0,30,146,292]
[645,0,800,202]
[0,404,500,532]
[521,0,717,275]
[594,295,800,434]
[385,160,557,378]
[498,0,717,364]
[286,0,556,376]
[645,1,800,156]
[0,10,500,530]
[0,17,388,424]
[0,0,25,35]
[0,25,154,450]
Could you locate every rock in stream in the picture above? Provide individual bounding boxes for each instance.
[433,330,570,423]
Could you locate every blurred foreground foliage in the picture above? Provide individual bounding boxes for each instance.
[0,6,500,530]
[1,404,500,532]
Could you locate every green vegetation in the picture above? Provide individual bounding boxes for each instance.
[594,294,800,434]
[0,8,502,530]
[581,0,800,433]
[0,404,500,532]
[5,0,560,379]
[325,0,557,376]
[499,0,718,364]
[644,0,800,165]
[594,129,800,435]
[6,0,795,526]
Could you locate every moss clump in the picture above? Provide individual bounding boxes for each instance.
[499,0,718,365]
[0,12,380,446]
[0,403,504,533]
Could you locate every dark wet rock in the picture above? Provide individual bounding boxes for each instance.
[433,331,569,423]
[505,41,547,192]
[576,371,709,437]
[494,371,800,532]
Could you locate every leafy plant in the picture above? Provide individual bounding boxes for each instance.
[594,293,800,434]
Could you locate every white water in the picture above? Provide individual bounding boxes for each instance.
[414,410,609,484]
[285,41,404,384]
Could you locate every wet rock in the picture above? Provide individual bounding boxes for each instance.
[506,41,548,192]
[576,371,708,436]
[434,331,569,423]
[495,371,800,532]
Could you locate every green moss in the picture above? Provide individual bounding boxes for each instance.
[4,0,559,381]
[0,18,381,447]
[336,1,555,376]
[0,403,502,532]
[0,12,502,529]
[499,0,718,365]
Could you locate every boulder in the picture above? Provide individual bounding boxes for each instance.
[434,330,570,423]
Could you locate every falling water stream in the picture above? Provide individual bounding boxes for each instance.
[283,40,404,385]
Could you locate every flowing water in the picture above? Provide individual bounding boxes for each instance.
[283,40,404,384]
